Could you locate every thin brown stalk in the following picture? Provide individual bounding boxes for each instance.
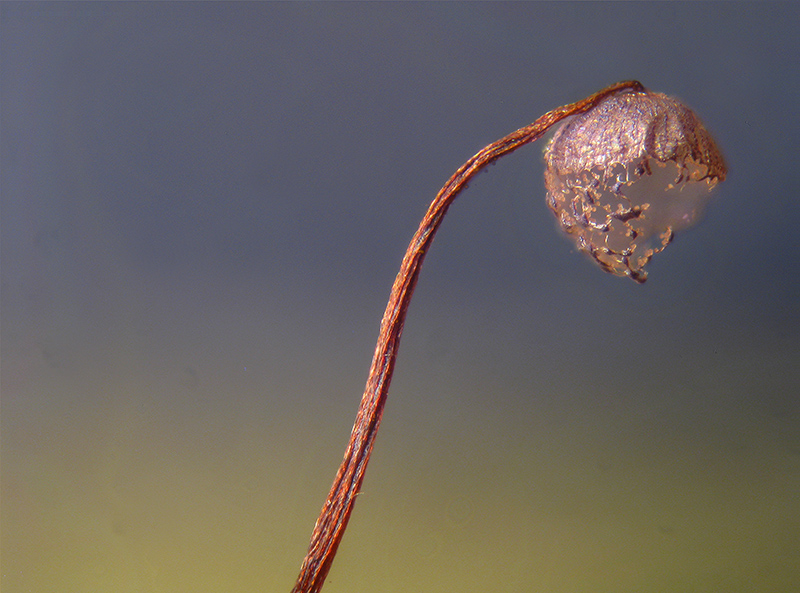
[290,80,645,593]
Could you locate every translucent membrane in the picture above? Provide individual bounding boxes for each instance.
[546,156,720,282]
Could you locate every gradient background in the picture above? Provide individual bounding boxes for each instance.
[2,3,798,592]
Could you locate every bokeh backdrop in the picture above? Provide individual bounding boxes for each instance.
[2,3,798,592]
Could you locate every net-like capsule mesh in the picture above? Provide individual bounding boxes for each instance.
[544,90,726,283]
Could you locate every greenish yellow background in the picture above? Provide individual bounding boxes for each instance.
[2,3,798,592]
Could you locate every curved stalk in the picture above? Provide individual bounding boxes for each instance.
[291,80,645,593]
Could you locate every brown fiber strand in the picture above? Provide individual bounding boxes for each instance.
[290,80,645,593]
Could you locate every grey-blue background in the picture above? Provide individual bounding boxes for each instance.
[2,2,798,592]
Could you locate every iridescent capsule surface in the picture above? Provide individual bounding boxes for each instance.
[544,90,726,283]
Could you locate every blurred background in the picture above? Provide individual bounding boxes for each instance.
[2,3,798,592]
